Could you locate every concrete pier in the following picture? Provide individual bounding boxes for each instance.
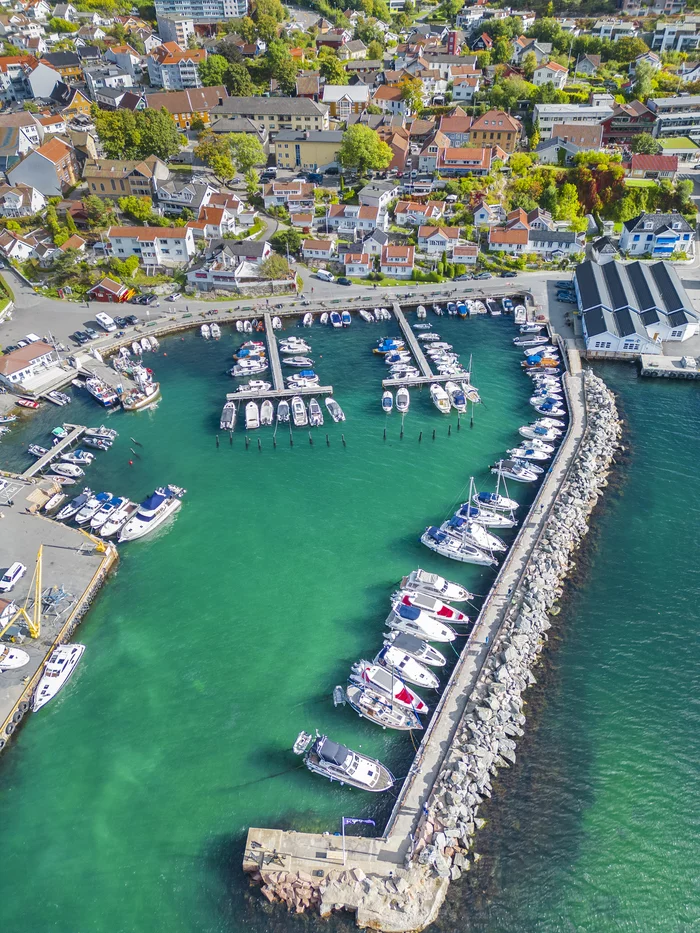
[263,313,284,392]
[21,424,86,478]
[391,302,433,377]
[639,354,700,379]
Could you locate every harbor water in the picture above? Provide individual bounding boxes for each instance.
[0,317,697,933]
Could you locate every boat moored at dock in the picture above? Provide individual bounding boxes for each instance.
[32,644,85,711]
[293,731,394,791]
[119,485,186,542]
[401,569,472,602]
[342,684,423,731]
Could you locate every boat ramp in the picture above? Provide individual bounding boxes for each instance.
[21,424,86,478]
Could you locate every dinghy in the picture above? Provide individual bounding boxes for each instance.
[330,312,342,328]
[245,401,260,430]
[341,310,351,326]
[272,316,282,329]
[401,569,472,602]
[350,660,429,714]
[416,305,427,319]
[343,684,423,731]
[320,312,329,325]
[201,324,210,339]
[302,312,313,327]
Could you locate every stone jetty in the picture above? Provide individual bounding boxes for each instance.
[244,370,621,931]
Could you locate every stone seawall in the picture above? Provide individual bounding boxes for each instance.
[245,370,621,931]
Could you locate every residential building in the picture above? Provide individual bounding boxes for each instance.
[321,85,368,119]
[437,146,491,176]
[527,228,585,258]
[147,41,205,89]
[533,61,568,89]
[0,110,41,149]
[417,225,460,254]
[470,32,492,52]
[105,45,144,78]
[536,123,603,164]
[651,22,700,52]
[574,54,601,76]
[628,51,661,76]
[371,84,409,116]
[358,179,400,211]
[619,211,694,257]
[302,238,336,261]
[186,237,273,292]
[295,74,320,100]
[489,208,583,258]
[0,182,45,216]
[106,225,196,266]
[37,114,67,136]
[394,199,443,226]
[7,137,79,196]
[41,51,83,81]
[600,100,655,145]
[87,277,133,302]
[469,110,520,154]
[472,201,506,226]
[343,252,371,276]
[648,95,700,139]
[0,227,36,259]
[316,28,351,50]
[155,178,216,214]
[380,243,414,278]
[417,131,449,173]
[210,97,330,135]
[337,39,367,61]
[438,110,472,146]
[657,136,700,165]
[575,259,699,354]
[50,82,91,116]
[153,0,249,20]
[145,86,228,129]
[361,227,389,256]
[534,102,614,140]
[325,203,386,235]
[627,153,678,180]
[84,156,169,199]
[591,236,620,265]
[453,242,478,265]
[262,180,314,210]
[0,341,59,389]
[84,64,133,100]
[452,75,480,102]
[512,36,552,64]
[157,15,195,46]
[590,19,637,40]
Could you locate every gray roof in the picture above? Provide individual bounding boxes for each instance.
[363,228,389,244]
[209,117,265,136]
[528,230,579,245]
[622,211,694,234]
[274,130,343,143]
[95,87,127,101]
[359,180,399,197]
[207,238,268,259]
[584,306,618,338]
[210,97,328,117]
[575,259,695,321]
[43,52,81,68]
[345,60,383,70]
[592,235,618,254]
[535,136,578,153]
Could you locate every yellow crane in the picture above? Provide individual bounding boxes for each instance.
[1,545,43,641]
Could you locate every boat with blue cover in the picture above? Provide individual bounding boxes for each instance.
[374,338,404,354]
[421,525,497,566]
[457,302,467,317]
[341,310,351,326]
[387,601,457,642]
[330,311,342,328]
[456,502,517,528]
[119,485,185,542]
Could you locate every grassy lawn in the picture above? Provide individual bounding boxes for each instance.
[624,178,658,188]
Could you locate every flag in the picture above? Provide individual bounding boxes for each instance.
[342,818,375,827]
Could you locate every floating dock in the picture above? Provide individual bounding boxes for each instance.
[21,424,86,478]
[639,354,700,379]
[391,302,433,377]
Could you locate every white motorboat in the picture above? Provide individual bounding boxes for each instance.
[86,377,120,408]
[28,444,48,458]
[455,501,517,528]
[534,418,566,431]
[445,381,467,413]
[47,390,71,406]
[272,316,282,329]
[432,303,443,316]
[421,525,497,566]
[325,397,345,422]
[382,630,447,667]
[320,312,329,325]
[32,643,85,711]
[43,491,67,513]
[90,495,124,530]
[513,335,549,347]
[0,642,30,671]
[61,450,94,465]
[388,367,420,380]
[201,324,211,339]
[287,378,319,391]
[209,324,220,339]
[416,305,427,319]
[293,731,394,792]
[220,400,236,431]
[492,459,539,483]
[75,491,113,525]
[283,356,315,368]
[508,446,550,461]
[100,499,137,538]
[119,485,185,542]
[441,515,508,552]
[523,344,558,357]
[374,645,439,690]
[56,489,92,521]
[384,352,412,365]
[472,487,519,511]
[245,401,260,430]
[260,400,274,426]
[236,381,271,394]
[302,312,313,327]
[279,337,310,354]
[401,569,472,602]
[392,590,468,623]
[386,603,457,642]
[382,390,393,413]
[236,320,243,332]
[85,426,118,440]
[520,323,544,334]
[519,424,562,442]
[396,386,410,413]
[430,383,451,414]
[343,684,423,731]
[232,362,268,377]
[511,457,544,475]
[277,400,290,423]
[52,462,84,479]
[533,400,566,417]
[350,660,429,714]
[243,320,253,332]
[359,310,374,323]
[131,341,142,356]
[418,333,441,342]
[234,357,268,370]
[308,398,323,426]
[342,310,351,326]
[139,338,150,353]
[530,392,563,406]
[291,396,308,427]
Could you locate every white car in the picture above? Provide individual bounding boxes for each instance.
[0,561,26,593]
[167,293,182,302]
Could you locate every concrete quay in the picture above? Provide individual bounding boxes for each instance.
[639,354,700,379]
[0,479,117,754]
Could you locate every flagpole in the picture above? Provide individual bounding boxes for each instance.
[342,818,346,865]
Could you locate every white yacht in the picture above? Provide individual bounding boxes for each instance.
[421,526,498,566]
[293,731,394,792]
[119,485,185,542]
[350,660,429,714]
[100,500,137,538]
[386,603,457,642]
[374,645,439,691]
[75,491,113,525]
[343,684,423,732]
[392,590,468,623]
[0,643,30,670]
[245,402,260,430]
[325,397,345,422]
[220,400,236,431]
[382,630,447,667]
[401,569,472,602]
[32,644,85,711]
[430,383,451,414]
[291,396,308,426]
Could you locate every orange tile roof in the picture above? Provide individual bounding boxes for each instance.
[36,137,72,164]
[471,110,521,133]
[373,85,404,101]
[302,239,333,251]
[418,225,459,239]
[381,244,414,263]
[151,41,206,65]
[108,225,189,240]
[489,227,528,245]
[344,252,369,263]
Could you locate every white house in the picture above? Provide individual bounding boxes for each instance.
[358,180,399,211]
[325,203,386,234]
[301,238,336,261]
[452,75,480,102]
[0,182,45,216]
[380,244,414,278]
[619,211,695,258]
[343,251,371,276]
[417,225,460,255]
[533,61,568,89]
[0,341,59,388]
[394,199,443,226]
[472,201,506,226]
[533,102,614,139]
[106,225,196,266]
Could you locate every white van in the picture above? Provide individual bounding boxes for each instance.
[316,270,335,282]
[95,311,117,333]
[0,561,26,593]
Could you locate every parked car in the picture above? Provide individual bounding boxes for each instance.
[474,272,493,280]
[308,172,324,184]
[113,316,127,328]
[146,295,158,305]
[500,271,518,278]
[324,167,339,175]
[84,327,99,340]
[124,315,139,326]
[72,331,89,345]
[4,344,19,352]
[167,293,181,302]
[337,277,352,286]
[455,274,473,281]
[0,561,26,593]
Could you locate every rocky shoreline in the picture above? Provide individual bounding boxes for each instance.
[245,370,621,931]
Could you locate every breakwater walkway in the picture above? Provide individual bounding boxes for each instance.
[243,360,626,931]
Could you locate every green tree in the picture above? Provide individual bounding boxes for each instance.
[254,0,285,22]
[255,13,279,44]
[198,53,229,86]
[676,178,694,206]
[228,133,265,173]
[337,124,393,175]
[118,196,154,222]
[633,59,655,102]
[630,132,662,155]
[47,16,77,32]
[261,253,290,280]
[367,39,384,60]
[319,54,348,85]
[529,116,540,149]
[195,132,235,182]
[522,50,537,81]
[191,116,206,133]
[23,100,39,113]
[245,168,260,200]
[225,62,256,95]
[555,182,583,224]
[399,75,423,113]
[614,36,650,63]
[93,108,181,160]
[270,229,302,253]
[492,38,513,65]
[84,194,110,227]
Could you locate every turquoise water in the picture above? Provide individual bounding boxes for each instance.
[2,325,697,933]
[0,315,532,933]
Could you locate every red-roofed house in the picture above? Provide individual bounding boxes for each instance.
[302,238,336,260]
[437,147,491,176]
[628,154,678,181]
[394,200,444,226]
[380,244,414,278]
[453,242,478,265]
[147,41,206,90]
[326,203,386,233]
[533,60,568,89]
[418,225,461,255]
[471,33,493,51]
[488,226,529,252]
[453,75,481,102]
[343,252,371,276]
[87,277,133,302]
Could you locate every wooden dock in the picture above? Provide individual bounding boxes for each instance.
[391,302,433,377]
[263,313,284,391]
[21,423,86,478]
[381,373,463,389]
[226,385,333,402]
